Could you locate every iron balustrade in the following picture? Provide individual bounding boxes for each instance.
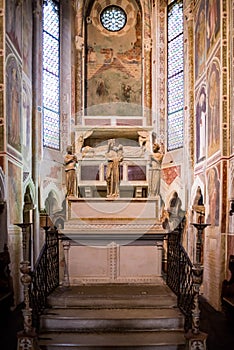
[30,226,59,328]
[166,217,194,331]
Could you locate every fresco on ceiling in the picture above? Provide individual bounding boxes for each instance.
[6,56,22,152]
[196,86,206,163]
[206,0,220,55]
[207,61,220,157]
[86,11,142,116]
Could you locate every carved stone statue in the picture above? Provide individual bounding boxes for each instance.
[75,130,93,154]
[162,191,184,232]
[105,139,123,198]
[138,130,151,152]
[64,146,78,197]
[148,143,164,197]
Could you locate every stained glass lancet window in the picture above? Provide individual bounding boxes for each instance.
[167,0,184,151]
[42,0,60,149]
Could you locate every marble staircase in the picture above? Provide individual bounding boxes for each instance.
[38,282,186,349]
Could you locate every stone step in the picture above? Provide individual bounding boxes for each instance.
[47,285,177,309]
[40,307,184,332]
[38,330,186,349]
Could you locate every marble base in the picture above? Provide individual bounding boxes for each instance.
[67,242,164,285]
[67,197,161,220]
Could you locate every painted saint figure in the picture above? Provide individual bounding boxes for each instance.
[64,146,78,197]
[148,143,164,197]
[105,139,123,198]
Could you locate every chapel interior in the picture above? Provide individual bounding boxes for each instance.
[1,0,234,349]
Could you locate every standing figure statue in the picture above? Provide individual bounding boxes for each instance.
[105,139,123,198]
[64,145,78,197]
[148,143,164,197]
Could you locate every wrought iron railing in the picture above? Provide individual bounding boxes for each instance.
[30,226,59,327]
[166,217,194,331]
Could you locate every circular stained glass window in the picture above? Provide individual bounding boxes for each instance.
[100,6,127,32]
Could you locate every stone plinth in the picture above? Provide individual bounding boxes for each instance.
[67,242,164,285]
[60,197,166,285]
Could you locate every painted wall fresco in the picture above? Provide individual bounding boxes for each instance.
[6,56,22,152]
[22,0,32,79]
[86,8,142,116]
[8,161,22,225]
[206,0,220,55]
[195,86,206,163]
[6,0,22,55]
[195,0,206,80]
[207,61,220,157]
[194,0,221,161]
[22,80,32,166]
[206,165,220,226]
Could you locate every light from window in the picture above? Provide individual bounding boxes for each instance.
[100,6,127,32]
[167,0,184,151]
[42,0,60,150]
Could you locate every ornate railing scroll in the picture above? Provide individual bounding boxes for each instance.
[166,217,194,331]
[30,226,59,327]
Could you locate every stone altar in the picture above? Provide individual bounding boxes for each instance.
[60,127,166,285]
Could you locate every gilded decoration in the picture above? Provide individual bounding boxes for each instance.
[221,1,229,157]
[74,1,84,121]
[221,160,228,233]
[158,1,166,136]
[232,1,234,152]
[0,4,4,150]
[75,50,83,123]
[143,0,152,118]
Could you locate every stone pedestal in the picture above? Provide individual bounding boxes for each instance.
[61,197,165,285]
[68,241,164,285]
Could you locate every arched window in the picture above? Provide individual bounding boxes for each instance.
[42,0,60,150]
[167,0,184,151]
